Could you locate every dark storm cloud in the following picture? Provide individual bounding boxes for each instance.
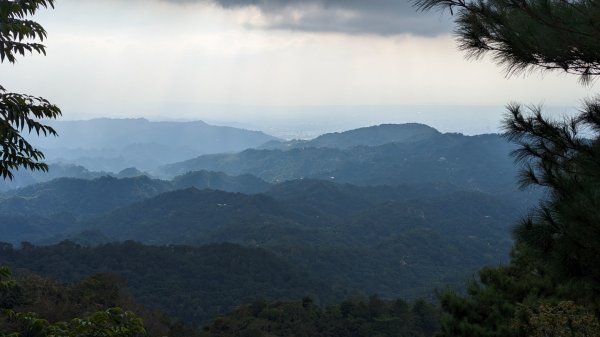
[163,0,452,36]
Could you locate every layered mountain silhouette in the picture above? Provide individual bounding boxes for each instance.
[259,123,440,150]
[160,132,517,192]
[0,122,541,327]
[28,118,278,172]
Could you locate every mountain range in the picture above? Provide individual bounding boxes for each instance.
[258,123,440,150]
[0,172,535,311]
[160,132,518,193]
[28,118,278,173]
[0,176,528,324]
[0,121,541,327]
[7,122,517,193]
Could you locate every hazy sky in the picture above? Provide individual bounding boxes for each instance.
[1,0,596,136]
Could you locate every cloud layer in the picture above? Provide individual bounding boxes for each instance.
[162,0,452,36]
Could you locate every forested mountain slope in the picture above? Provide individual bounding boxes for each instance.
[200,297,440,337]
[171,170,270,194]
[160,133,517,192]
[0,176,171,219]
[0,163,107,191]
[0,172,272,244]
[61,181,525,298]
[0,172,270,219]
[0,175,532,310]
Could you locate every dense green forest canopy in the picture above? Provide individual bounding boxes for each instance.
[159,132,519,191]
[0,241,337,326]
[201,296,440,337]
[0,267,150,337]
[0,264,441,337]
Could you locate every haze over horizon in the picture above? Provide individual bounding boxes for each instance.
[48,104,578,140]
[1,0,596,140]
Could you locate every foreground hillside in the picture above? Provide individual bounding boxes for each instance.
[0,264,439,337]
[200,297,439,337]
[0,268,202,336]
[0,241,334,325]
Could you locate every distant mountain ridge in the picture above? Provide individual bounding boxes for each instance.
[0,163,108,191]
[8,122,508,192]
[29,118,278,172]
[172,170,270,194]
[160,132,518,192]
[259,123,440,150]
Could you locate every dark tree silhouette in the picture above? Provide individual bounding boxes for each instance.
[416,0,600,84]
[504,100,600,284]
[417,0,600,336]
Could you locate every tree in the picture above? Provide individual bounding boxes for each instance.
[0,267,147,337]
[525,301,600,337]
[416,0,600,336]
[431,104,600,335]
[416,0,600,84]
[0,0,61,180]
[504,101,600,286]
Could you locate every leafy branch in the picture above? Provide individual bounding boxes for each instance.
[0,0,61,180]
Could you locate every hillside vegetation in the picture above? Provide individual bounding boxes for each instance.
[161,132,517,192]
[0,123,544,332]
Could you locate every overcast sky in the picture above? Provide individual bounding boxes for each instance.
[1,0,596,135]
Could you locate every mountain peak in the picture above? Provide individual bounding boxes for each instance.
[309,123,440,149]
[259,123,440,151]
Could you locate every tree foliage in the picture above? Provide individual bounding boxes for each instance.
[525,301,600,337]
[504,101,600,286]
[415,0,600,84]
[201,296,440,337]
[416,0,600,335]
[0,0,61,180]
[0,267,148,337]
[394,103,600,337]
[0,241,338,326]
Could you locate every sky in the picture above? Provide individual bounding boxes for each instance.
[1,0,597,137]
